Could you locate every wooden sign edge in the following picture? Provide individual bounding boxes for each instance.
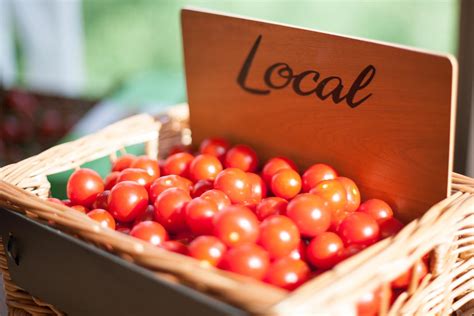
[180,6,458,198]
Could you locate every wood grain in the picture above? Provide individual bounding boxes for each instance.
[181,8,457,223]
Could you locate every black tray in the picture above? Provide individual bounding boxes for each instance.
[0,208,247,316]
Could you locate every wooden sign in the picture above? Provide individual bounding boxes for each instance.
[181,8,457,223]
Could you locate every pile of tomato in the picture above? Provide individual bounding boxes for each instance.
[49,138,428,315]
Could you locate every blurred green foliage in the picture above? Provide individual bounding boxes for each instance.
[82,0,459,97]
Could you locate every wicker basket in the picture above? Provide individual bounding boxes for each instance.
[0,104,473,315]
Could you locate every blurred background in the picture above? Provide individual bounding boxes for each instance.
[1,0,473,314]
[2,0,472,173]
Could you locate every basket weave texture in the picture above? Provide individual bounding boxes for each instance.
[0,104,473,316]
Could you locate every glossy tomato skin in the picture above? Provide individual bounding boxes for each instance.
[224,144,258,172]
[262,157,297,185]
[92,190,110,210]
[392,260,427,289]
[271,169,302,200]
[356,288,384,316]
[108,181,149,222]
[338,177,361,212]
[309,179,347,214]
[286,194,331,237]
[302,163,338,192]
[259,215,300,259]
[213,205,259,247]
[289,240,307,261]
[189,154,223,182]
[188,236,227,266]
[130,156,160,180]
[154,188,191,233]
[185,197,219,235]
[306,232,344,269]
[112,154,136,172]
[117,168,154,189]
[338,212,380,247]
[358,199,393,224]
[163,152,194,177]
[265,257,310,290]
[149,175,193,203]
[246,172,267,205]
[104,171,120,190]
[200,189,231,211]
[380,217,404,239]
[160,240,189,255]
[130,221,168,246]
[87,209,116,230]
[67,168,104,208]
[220,244,270,280]
[199,137,230,162]
[214,168,252,204]
[192,180,214,197]
[255,197,288,221]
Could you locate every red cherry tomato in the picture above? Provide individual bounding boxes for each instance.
[338,212,380,247]
[271,169,302,200]
[214,168,252,204]
[199,137,230,162]
[189,154,223,182]
[62,199,72,206]
[265,257,310,290]
[380,217,404,239]
[117,168,154,189]
[160,240,189,255]
[133,205,155,226]
[154,188,191,233]
[149,175,193,203]
[163,152,194,177]
[67,168,104,207]
[392,260,427,289]
[224,144,258,172]
[112,154,136,172]
[87,209,116,230]
[357,288,383,316]
[213,205,259,247]
[262,157,297,185]
[286,194,331,237]
[289,240,307,261]
[130,156,160,180]
[358,199,394,224]
[130,221,168,246]
[108,181,148,222]
[200,189,231,211]
[71,205,88,214]
[192,180,214,197]
[185,197,219,235]
[306,232,344,269]
[259,215,300,259]
[302,163,338,192]
[329,209,351,232]
[92,190,110,210]
[310,179,347,214]
[246,172,267,205]
[104,171,120,190]
[220,244,269,280]
[189,236,227,267]
[255,197,288,221]
[338,177,361,212]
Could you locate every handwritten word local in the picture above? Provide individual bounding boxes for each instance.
[237,35,376,108]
